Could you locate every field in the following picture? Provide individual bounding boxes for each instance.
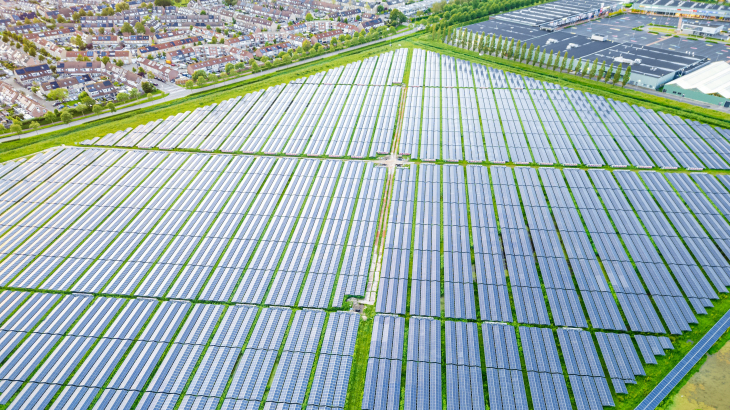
[1,36,730,410]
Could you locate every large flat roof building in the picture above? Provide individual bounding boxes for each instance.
[664,61,730,106]
[493,0,623,29]
[632,0,730,20]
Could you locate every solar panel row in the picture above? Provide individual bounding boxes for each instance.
[519,327,572,410]
[557,328,614,410]
[445,321,485,410]
[404,317,440,410]
[362,315,404,410]
[0,154,386,309]
[0,291,359,410]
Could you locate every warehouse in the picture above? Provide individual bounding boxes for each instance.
[632,0,730,20]
[494,0,624,29]
[664,61,730,106]
[465,16,709,89]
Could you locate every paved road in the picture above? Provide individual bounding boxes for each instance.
[1,28,418,145]
[635,308,730,410]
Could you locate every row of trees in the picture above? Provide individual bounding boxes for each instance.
[446,29,632,86]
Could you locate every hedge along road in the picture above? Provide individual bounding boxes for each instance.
[635,309,730,410]
[0,26,420,145]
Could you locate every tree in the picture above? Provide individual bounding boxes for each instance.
[532,46,540,66]
[597,61,606,81]
[588,58,598,79]
[192,70,207,82]
[604,63,614,83]
[154,0,173,6]
[10,123,22,134]
[581,61,589,77]
[101,56,110,65]
[101,7,114,16]
[574,59,583,76]
[506,39,514,59]
[29,121,39,130]
[302,39,312,52]
[116,2,130,11]
[622,65,631,87]
[108,103,116,113]
[115,60,124,67]
[613,63,622,85]
[93,104,103,115]
[225,63,234,75]
[44,111,57,124]
[129,89,139,100]
[546,51,554,69]
[121,22,134,34]
[389,9,407,27]
[141,81,155,94]
[566,55,574,73]
[223,0,237,6]
[135,22,146,34]
[283,54,291,64]
[305,12,314,21]
[185,80,194,89]
[251,61,260,72]
[526,44,534,64]
[61,111,73,124]
[79,91,94,109]
[46,88,68,101]
[197,76,207,87]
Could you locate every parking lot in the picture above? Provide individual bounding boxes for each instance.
[566,14,730,60]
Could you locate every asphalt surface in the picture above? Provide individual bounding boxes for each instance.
[566,14,730,61]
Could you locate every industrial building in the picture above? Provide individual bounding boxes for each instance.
[493,0,624,29]
[632,0,730,20]
[664,61,730,106]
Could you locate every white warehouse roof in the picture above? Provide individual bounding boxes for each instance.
[667,61,730,98]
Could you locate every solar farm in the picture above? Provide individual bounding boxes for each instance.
[1,47,730,410]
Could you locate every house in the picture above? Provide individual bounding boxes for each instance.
[84,80,117,101]
[0,81,47,118]
[254,42,294,58]
[137,36,203,57]
[91,35,120,47]
[358,18,384,31]
[154,31,188,43]
[57,61,106,77]
[313,29,344,44]
[186,55,237,75]
[328,8,362,23]
[105,62,144,89]
[14,64,54,86]
[31,39,66,59]
[123,35,151,46]
[40,75,89,97]
[229,47,254,62]
[168,47,196,63]
[24,28,78,42]
[236,15,277,30]
[282,23,308,35]
[140,59,180,82]
[225,35,256,48]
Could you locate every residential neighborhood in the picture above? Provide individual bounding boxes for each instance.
[0,0,412,128]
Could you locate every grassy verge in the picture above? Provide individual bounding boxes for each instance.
[345,304,375,410]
